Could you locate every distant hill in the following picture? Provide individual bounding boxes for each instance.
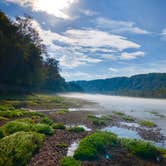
[71,73,166,98]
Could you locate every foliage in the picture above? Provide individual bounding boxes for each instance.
[138,120,156,127]
[60,157,80,166]
[68,126,85,133]
[121,115,134,121]
[52,123,66,130]
[121,138,158,159]
[40,117,53,125]
[0,131,44,166]
[56,143,67,148]
[74,131,118,160]
[87,115,106,126]
[73,73,166,98]
[0,11,66,93]
[35,123,54,135]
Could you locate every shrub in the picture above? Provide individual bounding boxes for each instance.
[35,123,54,135]
[138,120,156,127]
[68,127,85,133]
[40,117,53,125]
[74,131,118,160]
[121,138,158,159]
[1,120,33,136]
[52,123,66,130]
[87,115,106,126]
[0,131,44,166]
[60,157,80,166]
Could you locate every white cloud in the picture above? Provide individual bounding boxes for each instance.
[109,68,118,72]
[6,0,78,19]
[161,28,166,39]
[79,9,98,16]
[120,51,145,60]
[96,17,150,34]
[65,29,140,51]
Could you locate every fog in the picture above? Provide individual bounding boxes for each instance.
[61,93,166,135]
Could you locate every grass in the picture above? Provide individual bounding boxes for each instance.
[149,111,165,118]
[157,148,166,159]
[56,143,67,148]
[121,115,134,121]
[87,115,106,126]
[52,123,66,130]
[138,120,156,127]
[121,138,158,159]
[68,126,85,133]
[35,123,54,135]
[74,131,118,160]
[56,109,69,114]
[0,116,9,121]
[112,111,125,116]
[0,118,54,138]
[0,131,44,166]
[40,117,54,125]
[60,157,80,166]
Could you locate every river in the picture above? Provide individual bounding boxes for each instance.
[61,93,166,137]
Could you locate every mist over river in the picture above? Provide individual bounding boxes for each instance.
[61,93,166,136]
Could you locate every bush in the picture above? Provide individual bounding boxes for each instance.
[35,123,54,135]
[52,123,66,130]
[0,131,44,166]
[138,120,156,127]
[1,120,33,136]
[74,131,118,160]
[121,138,158,159]
[60,157,80,166]
[87,115,106,126]
[68,127,85,133]
[40,117,53,125]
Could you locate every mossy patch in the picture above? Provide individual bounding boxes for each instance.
[60,157,80,166]
[138,120,156,127]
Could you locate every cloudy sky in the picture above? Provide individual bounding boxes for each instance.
[1,0,166,81]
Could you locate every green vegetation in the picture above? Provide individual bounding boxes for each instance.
[40,117,53,125]
[121,115,134,121]
[0,131,44,166]
[74,131,118,160]
[60,157,80,166]
[149,111,165,118]
[0,116,9,121]
[138,120,156,127]
[56,109,69,114]
[73,73,166,98]
[112,111,125,116]
[52,123,66,130]
[68,126,85,133]
[121,139,158,159]
[56,143,67,148]
[157,148,166,159]
[35,123,54,135]
[87,115,106,126]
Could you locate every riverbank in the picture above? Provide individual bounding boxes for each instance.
[0,93,166,166]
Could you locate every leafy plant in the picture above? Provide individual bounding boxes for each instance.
[0,131,44,166]
[60,157,80,166]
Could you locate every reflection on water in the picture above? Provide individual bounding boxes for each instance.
[102,126,141,139]
[67,141,79,157]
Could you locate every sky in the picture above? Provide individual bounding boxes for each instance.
[0,0,166,81]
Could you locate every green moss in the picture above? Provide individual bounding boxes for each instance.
[138,120,156,127]
[52,123,66,130]
[121,138,158,159]
[121,115,134,121]
[35,123,54,135]
[40,117,53,125]
[0,131,44,166]
[74,131,118,160]
[0,116,9,121]
[157,148,166,159]
[87,115,106,126]
[68,126,85,133]
[112,111,125,116]
[56,109,69,114]
[60,157,80,166]
[1,120,33,136]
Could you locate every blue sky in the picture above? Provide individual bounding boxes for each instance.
[1,0,166,81]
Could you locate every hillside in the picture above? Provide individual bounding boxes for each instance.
[71,73,166,98]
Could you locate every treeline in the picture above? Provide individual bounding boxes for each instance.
[72,73,166,98]
[0,11,69,93]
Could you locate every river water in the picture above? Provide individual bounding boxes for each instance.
[61,93,166,137]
